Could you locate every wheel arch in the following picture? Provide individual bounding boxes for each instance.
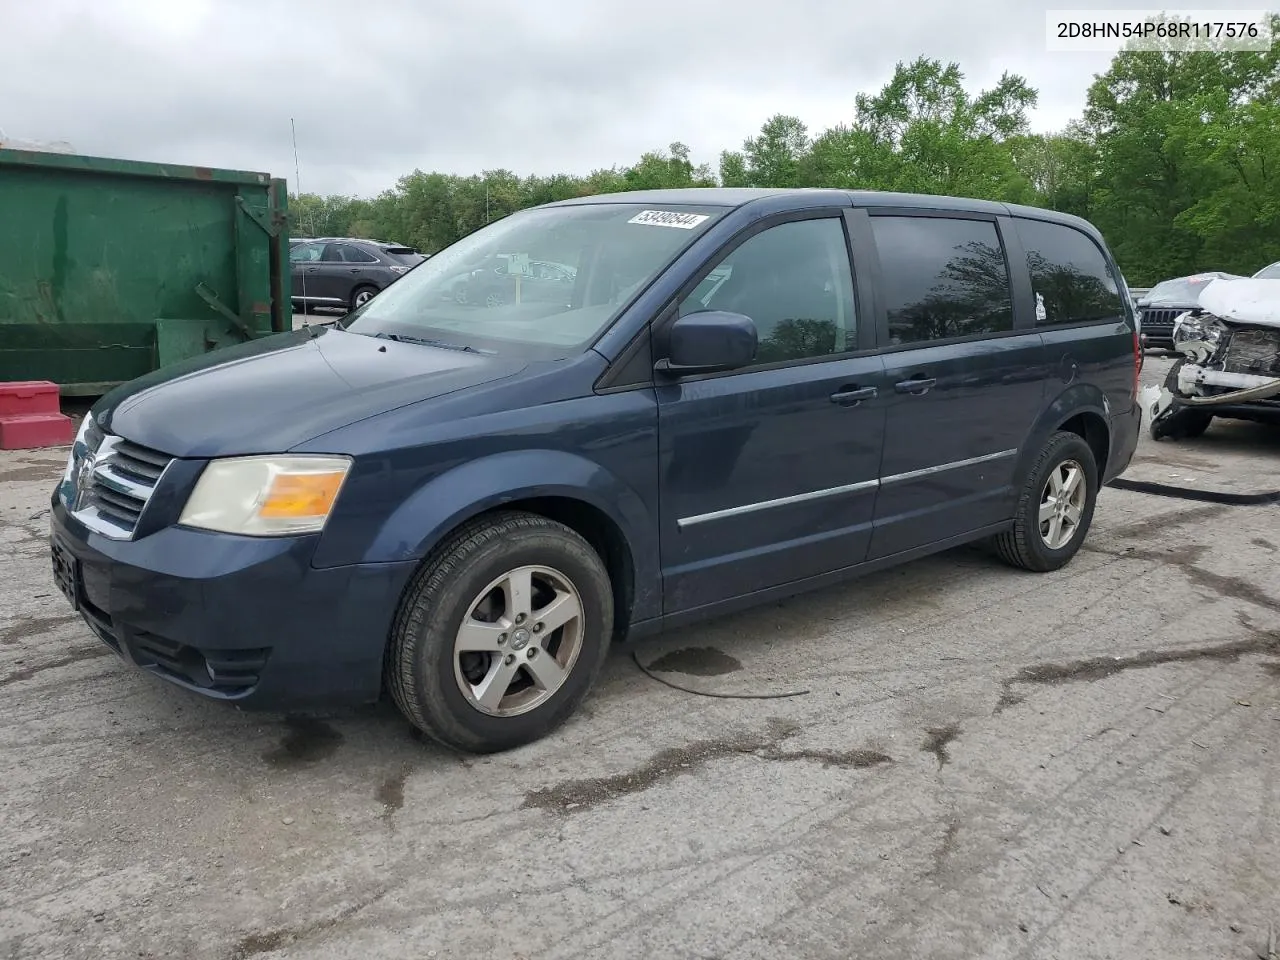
[1016,384,1112,486]
[363,449,658,632]
[1055,410,1110,479]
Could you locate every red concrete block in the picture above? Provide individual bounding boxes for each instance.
[0,381,74,449]
[0,413,75,449]
[0,380,63,417]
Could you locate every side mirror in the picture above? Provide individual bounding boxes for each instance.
[655,310,758,376]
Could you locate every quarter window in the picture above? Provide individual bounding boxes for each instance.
[343,244,380,263]
[1016,218,1124,325]
[680,217,857,365]
[870,216,1014,345]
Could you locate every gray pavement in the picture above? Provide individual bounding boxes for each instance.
[2,353,1278,960]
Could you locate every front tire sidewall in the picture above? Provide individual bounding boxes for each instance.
[399,522,612,753]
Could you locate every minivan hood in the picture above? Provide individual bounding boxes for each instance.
[93,327,526,457]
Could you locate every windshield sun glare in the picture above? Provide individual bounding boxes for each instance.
[342,203,723,357]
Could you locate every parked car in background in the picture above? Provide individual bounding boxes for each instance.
[1135,272,1242,349]
[444,255,578,308]
[1253,261,1280,279]
[290,238,426,313]
[51,188,1140,753]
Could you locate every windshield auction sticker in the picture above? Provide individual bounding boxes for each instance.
[627,210,710,229]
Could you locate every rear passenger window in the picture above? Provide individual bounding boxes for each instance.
[324,243,378,263]
[870,216,1014,345]
[681,217,857,365]
[1016,219,1124,325]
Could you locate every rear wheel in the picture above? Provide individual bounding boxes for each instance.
[994,431,1098,572]
[387,511,613,753]
[350,285,378,311]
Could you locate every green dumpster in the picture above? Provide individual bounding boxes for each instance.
[0,148,292,396]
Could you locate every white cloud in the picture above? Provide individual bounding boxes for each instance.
[0,0,1249,195]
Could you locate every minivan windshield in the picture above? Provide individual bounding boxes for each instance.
[341,203,723,357]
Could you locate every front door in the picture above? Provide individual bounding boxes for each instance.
[656,213,889,614]
[290,241,325,303]
[863,213,1046,559]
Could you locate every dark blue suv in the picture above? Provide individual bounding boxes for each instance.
[49,189,1141,753]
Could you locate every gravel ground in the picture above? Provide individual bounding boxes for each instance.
[1,354,1278,960]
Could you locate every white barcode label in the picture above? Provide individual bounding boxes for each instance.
[627,210,709,229]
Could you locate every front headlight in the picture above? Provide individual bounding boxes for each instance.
[1173,312,1226,346]
[179,455,351,536]
[62,414,94,481]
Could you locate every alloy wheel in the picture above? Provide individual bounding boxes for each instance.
[452,565,585,717]
[1039,459,1086,550]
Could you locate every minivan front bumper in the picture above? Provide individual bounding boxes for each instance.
[49,498,416,709]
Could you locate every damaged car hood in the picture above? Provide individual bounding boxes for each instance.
[1198,278,1280,327]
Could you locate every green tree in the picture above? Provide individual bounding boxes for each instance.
[1082,18,1280,282]
[1007,126,1097,219]
[798,58,1038,201]
[624,142,717,190]
[720,115,810,187]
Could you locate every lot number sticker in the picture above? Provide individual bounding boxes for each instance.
[627,210,709,229]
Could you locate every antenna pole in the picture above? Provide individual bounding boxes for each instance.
[290,117,312,331]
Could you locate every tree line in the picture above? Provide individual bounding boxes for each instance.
[290,26,1280,288]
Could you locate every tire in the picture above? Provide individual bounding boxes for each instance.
[387,511,614,753]
[349,285,378,311]
[994,431,1098,573]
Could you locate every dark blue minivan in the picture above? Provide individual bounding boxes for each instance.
[50,189,1142,752]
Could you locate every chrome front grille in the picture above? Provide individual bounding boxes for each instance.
[1139,307,1186,330]
[64,431,173,540]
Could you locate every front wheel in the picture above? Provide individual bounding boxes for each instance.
[994,431,1098,572]
[386,511,614,753]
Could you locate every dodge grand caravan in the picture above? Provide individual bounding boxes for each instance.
[50,189,1141,753]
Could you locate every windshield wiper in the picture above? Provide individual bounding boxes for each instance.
[373,332,480,353]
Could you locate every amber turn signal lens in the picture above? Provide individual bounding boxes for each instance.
[258,471,346,518]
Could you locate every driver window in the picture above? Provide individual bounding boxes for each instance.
[679,217,857,365]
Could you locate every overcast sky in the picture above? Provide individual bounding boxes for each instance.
[0,0,1258,196]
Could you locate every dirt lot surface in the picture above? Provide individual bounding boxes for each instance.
[2,354,1278,960]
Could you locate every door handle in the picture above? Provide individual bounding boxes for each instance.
[894,377,936,395]
[830,385,878,406]
[306,266,319,273]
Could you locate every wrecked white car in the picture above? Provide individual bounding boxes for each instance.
[1144,278,1280,440]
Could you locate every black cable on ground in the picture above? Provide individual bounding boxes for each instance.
[631,651,810,700]
[1107,478,1280,505]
